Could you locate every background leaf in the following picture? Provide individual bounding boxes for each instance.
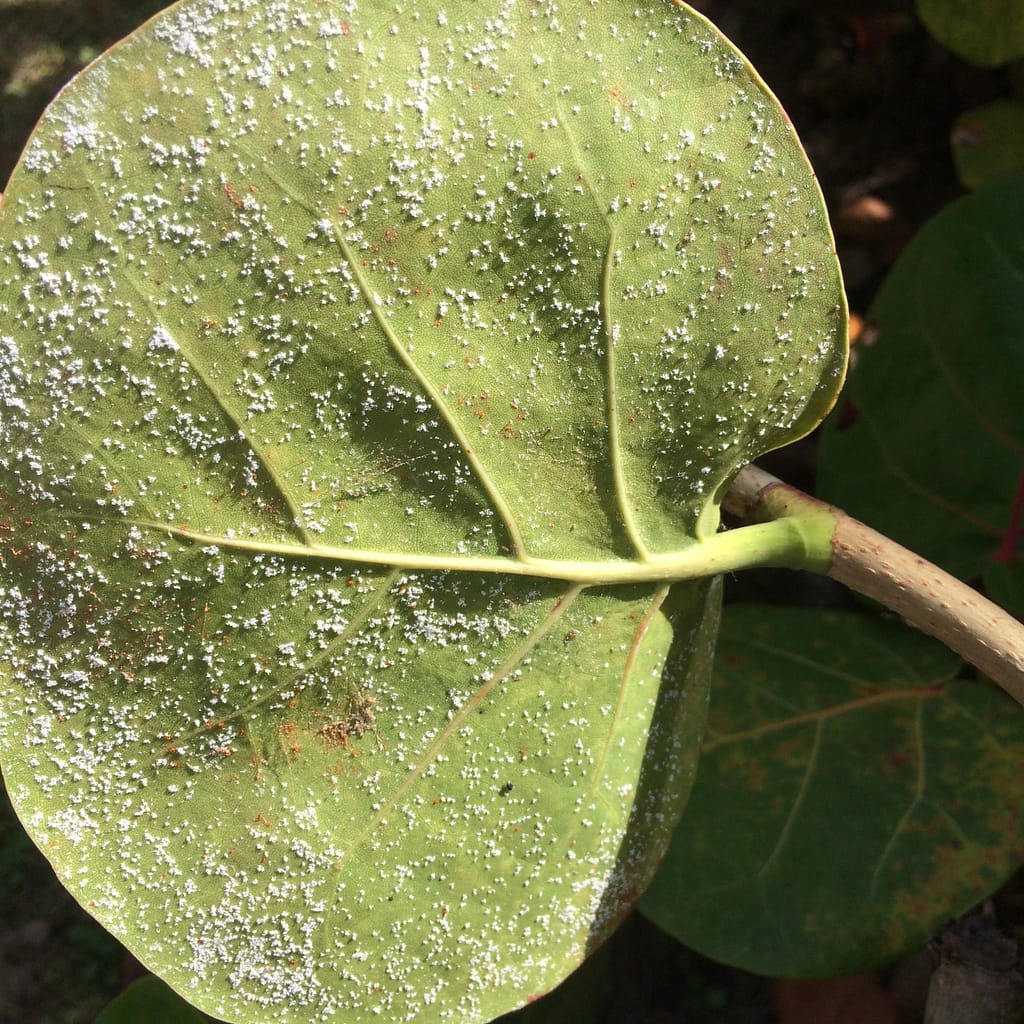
[96,975,214,1024]
[818,173,1024,617]
[951,100,1024,191]
[642,604,1024,977]
[916,0,1024,67]
[0,0,845,1020]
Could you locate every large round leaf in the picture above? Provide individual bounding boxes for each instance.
[0,1,845,1021]
[818,174,1024,617]
[642,605,1024,977]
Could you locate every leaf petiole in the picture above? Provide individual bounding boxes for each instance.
[725,464,1024,705]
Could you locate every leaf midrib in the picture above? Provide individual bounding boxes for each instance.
[122,513,810,584]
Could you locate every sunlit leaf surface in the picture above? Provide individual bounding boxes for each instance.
[0,1,845,1020]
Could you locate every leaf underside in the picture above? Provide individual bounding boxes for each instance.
[0,1,845,1021]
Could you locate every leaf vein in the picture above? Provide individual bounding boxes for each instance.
[329,583,586,865]
[61,163,316,543]
[602,233,652,560]
[331,224,529,559]
[172,567,403,753]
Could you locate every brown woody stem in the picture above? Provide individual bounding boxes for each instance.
[724,464,1024,707]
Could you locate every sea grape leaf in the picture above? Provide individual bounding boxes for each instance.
[0,1,846,1021]
[986,560,1024,627]
[0,1,171,189]
[952,100,1024,191]
[818,174,1024,617]
[917,0,1024,66]
[641,605,1024,977]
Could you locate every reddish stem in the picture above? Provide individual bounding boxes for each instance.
[993,462,1024,565]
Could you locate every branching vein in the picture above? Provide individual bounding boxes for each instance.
[334,584,586,863]
[602,233,651,560]
[332,225,529,560]
[85,176,315,546]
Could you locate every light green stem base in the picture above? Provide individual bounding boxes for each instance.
[724,464,1024,707]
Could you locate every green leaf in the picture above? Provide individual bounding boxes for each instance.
[0,1,845,1021]
[642,604,1024,977]
[96,975,213,1024]
[917,0,1024,66]
[952,100,1024,191]
[818,174,1024,616]
[987,559,1024,624]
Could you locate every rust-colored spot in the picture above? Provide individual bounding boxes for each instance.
[319,691,380,749]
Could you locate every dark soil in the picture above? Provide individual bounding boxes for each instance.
[0,1,1015,1022]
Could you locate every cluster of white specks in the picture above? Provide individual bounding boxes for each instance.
[45,805,102,844]
[0,0,842,1018]
[60,121,102,154]
[151,0,233,65]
